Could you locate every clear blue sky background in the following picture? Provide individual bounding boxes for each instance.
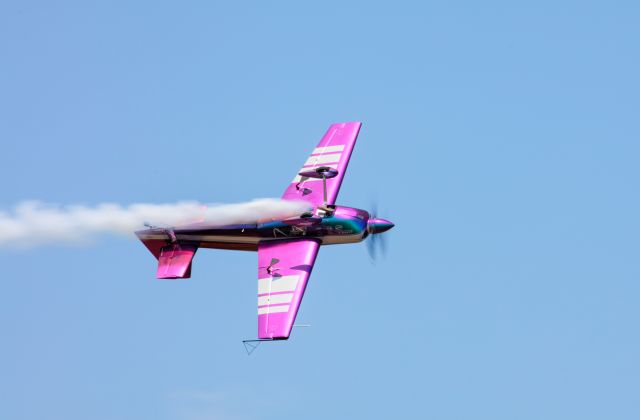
[1,1,639,419]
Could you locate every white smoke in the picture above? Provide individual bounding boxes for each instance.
[0,199,311,248]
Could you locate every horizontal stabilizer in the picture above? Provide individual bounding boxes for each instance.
[157,244,197,279]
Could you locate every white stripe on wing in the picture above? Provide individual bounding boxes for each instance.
[258,293,294,307]
[257,275,299,295]
[304,153,342,166]
[258,305,290,315]
[312,145,345,155]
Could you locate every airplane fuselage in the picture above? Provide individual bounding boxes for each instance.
[137,205,372,252]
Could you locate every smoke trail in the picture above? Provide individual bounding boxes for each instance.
[0,199,311,248]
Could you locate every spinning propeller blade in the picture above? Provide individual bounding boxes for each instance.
[366,200,391,263]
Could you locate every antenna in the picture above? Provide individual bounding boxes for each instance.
[242,338,274,355]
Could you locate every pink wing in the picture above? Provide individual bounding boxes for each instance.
[257,239,320,339]
[282,122,362,206]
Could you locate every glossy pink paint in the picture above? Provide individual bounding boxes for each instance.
[257,239,320,339]
[282,122,362,206]
[156,244,197,279]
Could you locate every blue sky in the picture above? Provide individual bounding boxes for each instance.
[1,1,639,419]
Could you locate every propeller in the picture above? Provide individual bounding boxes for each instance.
[366,201,390,262]
[366,230,387,262]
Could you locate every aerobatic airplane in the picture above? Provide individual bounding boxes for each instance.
[136,122,394,345]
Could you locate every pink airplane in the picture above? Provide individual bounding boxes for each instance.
[136,122,394,347]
